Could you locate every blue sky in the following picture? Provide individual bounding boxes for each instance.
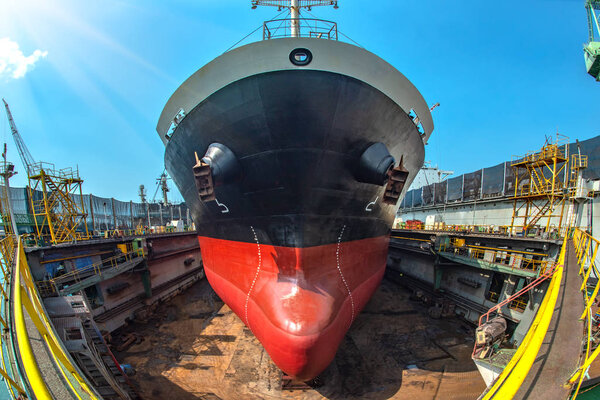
[0,0,597,202]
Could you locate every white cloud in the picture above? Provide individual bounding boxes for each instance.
[0,37,48,80]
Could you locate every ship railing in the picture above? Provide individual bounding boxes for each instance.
[568,228,600,399]
[37,246,145,297]
[263,18,338,40]
[1,235,100,399]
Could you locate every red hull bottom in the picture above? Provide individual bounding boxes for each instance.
[198,234,389,380]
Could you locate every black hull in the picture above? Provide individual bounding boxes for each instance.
[165,69,424,247]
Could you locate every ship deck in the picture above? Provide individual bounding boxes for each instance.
[112,277,486,399]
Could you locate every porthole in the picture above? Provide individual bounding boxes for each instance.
[289,48,312,66]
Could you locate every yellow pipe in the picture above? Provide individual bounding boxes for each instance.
[390,236,431,242]
[466,244,548,257]
[13,241,53,400]
[488,266,563,399]
[482,239,566,400]
[17,242,98,400]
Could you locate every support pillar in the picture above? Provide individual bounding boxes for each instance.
[141,264,152,298]
[130,200,134,229]
[111,198,117,230]
[89,195,95,233]
[434,255,443,291]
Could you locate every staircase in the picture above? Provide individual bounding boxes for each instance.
[79,318,138,400]
[524,201,552,231]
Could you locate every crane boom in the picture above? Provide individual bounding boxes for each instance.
[585,0,600,81]
[2,98,36,176]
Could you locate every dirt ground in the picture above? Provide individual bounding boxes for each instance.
[112,278,487,400]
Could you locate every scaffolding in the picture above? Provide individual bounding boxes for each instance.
[3,99,91,245]
[27,162,90,245]
[509,134,587,237]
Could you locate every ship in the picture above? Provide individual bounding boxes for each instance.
[156,0,434,380]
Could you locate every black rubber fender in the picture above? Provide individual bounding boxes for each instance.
[354,142,395,186]
[201,143,241,186]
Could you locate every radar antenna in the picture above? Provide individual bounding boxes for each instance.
[139,185,147,204]
[251,1,339,37]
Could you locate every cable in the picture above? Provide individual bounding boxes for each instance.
[152,169,165,203]
[336,30,365,48]
[302,8,365,48]
[223,8,291,53]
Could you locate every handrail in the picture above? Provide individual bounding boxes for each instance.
[439,244,555,275]
[13,238,53,399]
[53,248,143,285]
[394,223,566,239]
[479,268,555,326]
[479,233,566,399]
[37,247,145,297]
[473,266,555,358]
[13,236,99,399]
[390,235,431,243]
[568,228,600,399]
[466,244,548,257]
[0,236,28,399]
[391,234,555,275]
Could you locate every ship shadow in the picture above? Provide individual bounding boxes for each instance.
[111,279,229,400]
[313,277,480,400]
[110,274,480,400]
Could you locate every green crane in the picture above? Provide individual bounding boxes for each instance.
[585,0,600,80]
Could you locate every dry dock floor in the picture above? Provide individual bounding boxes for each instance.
[113,278,486,400]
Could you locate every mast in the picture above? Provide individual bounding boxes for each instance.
[251,1,339,39]
[291,0,299,37]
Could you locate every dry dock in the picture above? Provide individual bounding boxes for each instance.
[113,277,486,400]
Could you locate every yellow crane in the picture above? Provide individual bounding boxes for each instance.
[2,98,90,245]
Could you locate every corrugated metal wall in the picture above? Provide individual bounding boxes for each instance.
[400,135,600,210]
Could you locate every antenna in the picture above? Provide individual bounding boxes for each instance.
[251,1,339,9]
[139,184,147,204]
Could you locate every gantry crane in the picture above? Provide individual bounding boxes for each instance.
[585,0,600,81]
[2,98,90,245]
